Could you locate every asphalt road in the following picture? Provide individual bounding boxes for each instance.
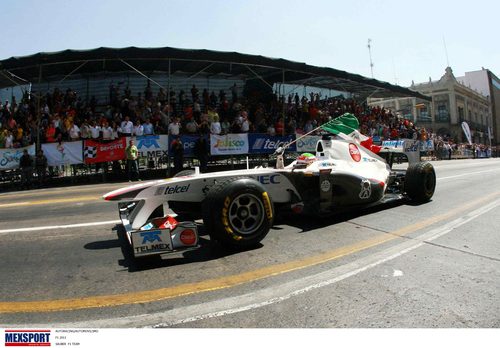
[0,158,499,328]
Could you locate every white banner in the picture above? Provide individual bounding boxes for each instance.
[462,122,472,145]
[0,145,36,171]
[42,141,83,166]
[295,135,321,153]
[210,133,249,155]
[126,135,169,159]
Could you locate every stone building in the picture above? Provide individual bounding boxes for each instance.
[456,68,500,146]
[369,67,493,145]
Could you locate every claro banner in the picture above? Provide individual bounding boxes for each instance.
[210,133,249,155]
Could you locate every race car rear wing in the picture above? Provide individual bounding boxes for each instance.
[378,139,421,166]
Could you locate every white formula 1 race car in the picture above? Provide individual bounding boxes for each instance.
[104,125,436,259]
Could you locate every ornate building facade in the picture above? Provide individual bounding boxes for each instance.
[369,67,494,145]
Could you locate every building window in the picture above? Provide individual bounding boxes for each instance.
[436,105,449,122]
[417,107,431,122]
[458,107,464,122]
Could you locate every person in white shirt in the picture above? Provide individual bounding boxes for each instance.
[80,120,91,139]
[168,117,181,136]
[267,124,276,136]
[4,130,14,148]
[241,112,250,133]
[120,116,133,136]
[90,120,101,139]
[111,121,119,140]
[210,115,221,135]
[101,121,113,140]
[133,120,144,137]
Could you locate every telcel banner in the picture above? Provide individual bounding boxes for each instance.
[210,133,249,155]
[248,134,296,154]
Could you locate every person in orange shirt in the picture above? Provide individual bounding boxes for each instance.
[45,122,56,143]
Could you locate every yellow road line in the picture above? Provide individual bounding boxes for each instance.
[0,195,101,208]
[1,191,499,313]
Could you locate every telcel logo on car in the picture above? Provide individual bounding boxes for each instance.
[164,184,190,195]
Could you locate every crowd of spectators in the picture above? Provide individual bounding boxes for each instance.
[0,80,473,151]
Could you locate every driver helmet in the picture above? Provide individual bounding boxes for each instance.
[296,153,317,165]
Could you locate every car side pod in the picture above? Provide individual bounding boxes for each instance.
[404,162,436,203]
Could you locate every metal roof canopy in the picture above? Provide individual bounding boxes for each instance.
[0,46,430,100]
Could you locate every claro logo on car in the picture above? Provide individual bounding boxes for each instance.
[4,330,51,346]
[349,143,361,162]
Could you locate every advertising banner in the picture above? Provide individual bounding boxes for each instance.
[295,135,321,153]
[462,122,472,145]
[0,145,36,171]
[420,139,435,151]
[126,135,169,159]
[178,135,201,158]
[42,141,83,166]
[210,133,249,156]
[248,134,296,154]
[381,140,405,148]
[83,138,126,164]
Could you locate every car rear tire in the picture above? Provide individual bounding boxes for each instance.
[405,161,436,203]
[203,177,274,249]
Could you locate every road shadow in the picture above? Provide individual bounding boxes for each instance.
[84,198,424,272]
[274,199,409,234]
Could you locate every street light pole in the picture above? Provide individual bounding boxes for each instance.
[367,39,374,78]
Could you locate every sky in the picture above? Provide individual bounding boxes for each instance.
[0,0,498,88]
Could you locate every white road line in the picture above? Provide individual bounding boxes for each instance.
[0,220,121,234]
[24,196,499,328]
[437,168,500,181]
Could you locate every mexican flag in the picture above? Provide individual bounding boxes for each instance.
[320,113,381,154]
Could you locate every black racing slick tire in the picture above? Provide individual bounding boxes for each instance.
[405,161,436,203]
[203,177,274,249]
